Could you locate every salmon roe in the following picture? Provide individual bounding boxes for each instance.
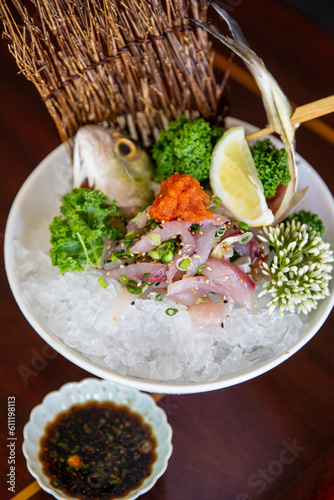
[149,172,213,222]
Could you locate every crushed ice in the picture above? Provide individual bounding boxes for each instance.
[13,235,310,384]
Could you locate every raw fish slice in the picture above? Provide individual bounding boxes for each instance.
[188,299,222,328]
[167,276,231,306]
[187,225,217,276]
[130,221,196,255]
[202,258,257,311]
[107,262,168,283]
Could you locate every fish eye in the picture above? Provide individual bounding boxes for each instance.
[116,138,137,159]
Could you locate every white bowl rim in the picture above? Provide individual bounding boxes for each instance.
[5,118,334,394]
[22,377,173,500]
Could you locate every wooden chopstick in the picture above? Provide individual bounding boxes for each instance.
[214,53,334,144]
[10,481,40,500]
[245,95,334,141]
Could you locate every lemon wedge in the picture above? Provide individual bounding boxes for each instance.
[210,127,274,227]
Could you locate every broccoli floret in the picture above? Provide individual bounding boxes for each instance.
[250,139,291,199]
[152,116,225,183]
[284,210,325,236]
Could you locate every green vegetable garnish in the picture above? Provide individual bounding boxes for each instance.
[148,233,161,246]
[239,221,250,232]
[210,196,221,209]
[165,308,179,316]
[119,274,129,285]
[98,277,108,288]
[152,116,225,183]
[49,188,123,274]
[148,239,180,263]
[250,139,291,199]
[284,210,325,237]
[126,280,142,295]
[161,249,174,263]
[177,257,192,270]
[148,250,160,260]
[197,264,204,275]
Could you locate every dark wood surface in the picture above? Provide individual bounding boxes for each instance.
[1,1,334,499]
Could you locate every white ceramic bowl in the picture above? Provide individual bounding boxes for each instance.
[22,378,173,499]
[5,118,334,394]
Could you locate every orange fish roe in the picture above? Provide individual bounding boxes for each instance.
[149,172,213,222]
[67,454,83,468]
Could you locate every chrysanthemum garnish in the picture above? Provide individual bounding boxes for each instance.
[257,218,333,314]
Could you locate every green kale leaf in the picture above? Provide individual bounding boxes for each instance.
[50,188,123,274]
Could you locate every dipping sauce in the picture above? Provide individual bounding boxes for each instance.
[39,401,157,499]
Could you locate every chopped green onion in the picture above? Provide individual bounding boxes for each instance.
[215,227,225,237]
[119,274,129,285]
[161,249,174,263]
[155,294,162,301]
[239,221,250,231]
[165,308,178,316]
[124,231,136,247]
[127,280,142,294]
[110,251,119,262]
[176,256,193,270]
[197,297,207,303]
[210,196,221,209]
[149,233,161,246]
[148,250,160,260]
[143,273,150,277]
[125,230,136,240]
[190,224,200,232]
[98,276,108,288]
[141,283,149,293]
[197,264,204,275]
[157,242,169,255]
[239,232,253,244]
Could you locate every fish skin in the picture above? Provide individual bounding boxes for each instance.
[191,2,307,223]
[73,125,155,207]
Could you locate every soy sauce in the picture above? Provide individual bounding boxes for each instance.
[39,401,157,499]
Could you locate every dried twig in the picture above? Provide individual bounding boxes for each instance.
[0,0,226,148]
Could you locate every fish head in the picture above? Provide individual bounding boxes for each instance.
[73,125,155,208]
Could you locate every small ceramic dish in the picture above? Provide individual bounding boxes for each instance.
[22,378,173,499]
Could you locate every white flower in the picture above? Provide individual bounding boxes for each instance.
[258,220,333,314]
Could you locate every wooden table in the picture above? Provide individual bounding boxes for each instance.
[1,1,334,499]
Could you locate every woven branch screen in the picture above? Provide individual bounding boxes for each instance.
[0,0,227,147]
